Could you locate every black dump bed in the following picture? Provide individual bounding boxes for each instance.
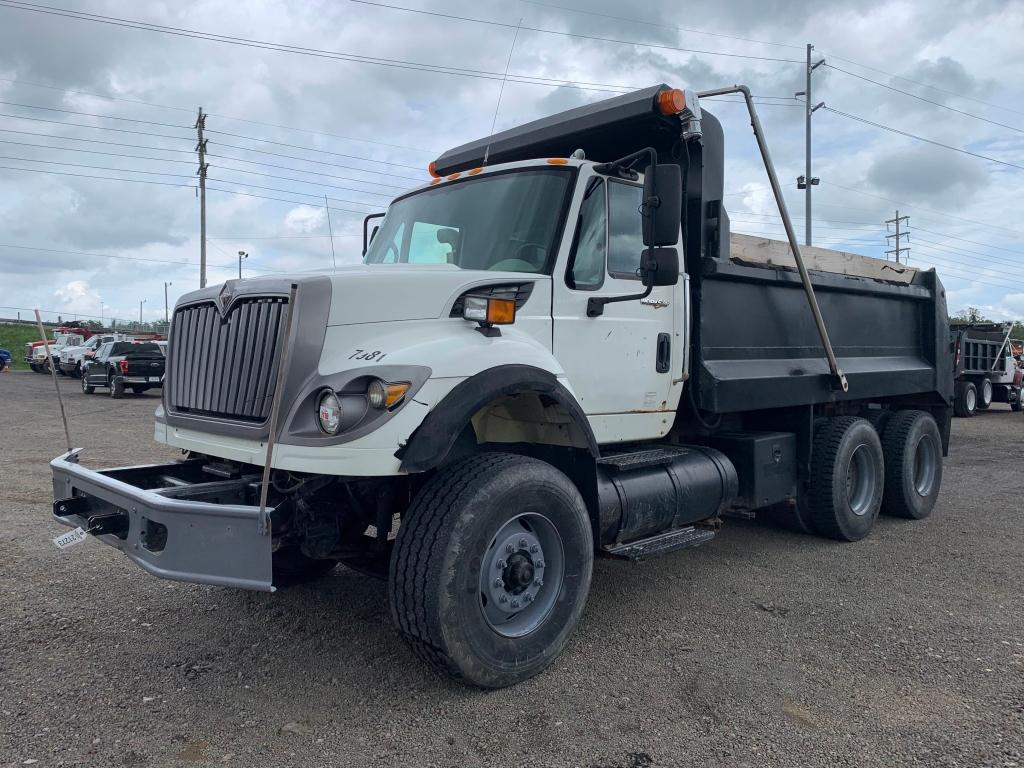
[951,323,1011,377]
[433,84,952,414]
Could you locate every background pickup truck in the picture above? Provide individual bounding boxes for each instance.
[81,341,165,398]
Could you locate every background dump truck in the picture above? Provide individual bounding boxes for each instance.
[950,322,1023,416]
[51,84,951,688]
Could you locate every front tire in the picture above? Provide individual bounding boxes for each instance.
[389,453,594,688]
[1012,387,1023,412]
[81,375,95,394]
[880,410,943,520]
[109,375,125,398]
[807,416,884,542]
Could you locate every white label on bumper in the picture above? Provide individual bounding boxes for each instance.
[148,377,160,383]
[53,526,89,549]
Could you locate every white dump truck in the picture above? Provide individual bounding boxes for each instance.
[52,85,952,688]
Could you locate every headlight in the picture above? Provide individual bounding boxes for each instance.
[367,379,410,410]
[317,390,343,434]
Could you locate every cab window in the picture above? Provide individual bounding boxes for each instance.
[408,222,460,264]
[607,181,644,280]
[567,179,606,290]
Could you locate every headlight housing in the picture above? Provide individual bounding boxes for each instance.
[317,390,343,434]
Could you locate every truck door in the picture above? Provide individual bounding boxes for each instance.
[552,174,680,443]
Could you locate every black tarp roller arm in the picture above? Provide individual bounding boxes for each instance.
[698,85,849,393]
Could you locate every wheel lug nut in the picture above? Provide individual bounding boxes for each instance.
[505,544,514,553]
[496,559,505,569]
[523,594,533,603]
[535,561,545,568]
[499,594,507,603]
[518,538,528,549]
[494,579,504,588]
[530,544,539,553]
[511,600,520,609]
[534,578,543,587]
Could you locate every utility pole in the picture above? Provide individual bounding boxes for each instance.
[238,250,248,279]
[139,299,146,326]
[195,107,209,289]
[164,281,173,322]
[795,43,825,246]
[886,210,910,263]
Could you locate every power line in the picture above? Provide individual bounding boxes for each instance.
[0,162,196,188]
[0,153,196,180]
[822,180,1024,240]
[0,99,192,130]
[351,0,804,63]
[206,152,410,191]
[206,174,378,209]
[0,75,437,155]
[0,110,194,142]
[0,242,197,267]
[209,162,396,199]
[206,128,425,170]
[209,139,425,182]
[0,0,677,94]
[517,0,803,49]
[0,125,194,155]
[824,65,1024,135]
[0,136,194,166]
[824,106,1024,172]
[914,226,1024,258]
[820,51,1024,120]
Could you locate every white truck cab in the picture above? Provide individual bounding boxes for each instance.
[51,84,952,689]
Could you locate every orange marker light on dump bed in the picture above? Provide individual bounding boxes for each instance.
[657,88,686,115]
[427,161,440,178]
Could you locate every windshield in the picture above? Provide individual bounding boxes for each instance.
[364,168,572,273]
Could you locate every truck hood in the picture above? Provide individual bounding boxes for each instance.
[320,264,545,327]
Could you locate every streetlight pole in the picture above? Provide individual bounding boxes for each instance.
[164,281,173,322]
[139,299,146,326]
[238,250,248,279]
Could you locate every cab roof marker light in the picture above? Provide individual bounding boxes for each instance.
[468,167,483,175]
[446,172,461,180]
[427,160,440,179]
[546,158,569,165]
[657,88,686,115]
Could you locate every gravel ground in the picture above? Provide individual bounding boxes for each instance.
[1,370,1022,767]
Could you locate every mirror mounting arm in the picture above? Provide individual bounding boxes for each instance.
[586,283,653,318]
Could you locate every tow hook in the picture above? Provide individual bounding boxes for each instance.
[86,512,130,538]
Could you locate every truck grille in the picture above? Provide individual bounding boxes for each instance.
[168,296,288,423]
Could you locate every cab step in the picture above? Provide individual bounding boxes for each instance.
[597,446,691,472]
[602,525,716,561]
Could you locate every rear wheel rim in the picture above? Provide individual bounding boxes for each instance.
[982,380,992,404]
[478,512,564,638]
[846,444,878,516]
[966,388,976,411]
[913,434,938,497]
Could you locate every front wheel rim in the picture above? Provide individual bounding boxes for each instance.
[966,388,976,411]
[846,444,878,516]
[478,512,565,638]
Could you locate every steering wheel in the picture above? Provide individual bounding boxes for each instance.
[489,242,546,272]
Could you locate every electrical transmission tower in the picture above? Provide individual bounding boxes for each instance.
[885,210,910,263]
[195,107,209,288]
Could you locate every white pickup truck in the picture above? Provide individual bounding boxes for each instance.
[51,85,952,688]
[58,333,124,377]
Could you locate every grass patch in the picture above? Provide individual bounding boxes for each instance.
[0,322,57,371]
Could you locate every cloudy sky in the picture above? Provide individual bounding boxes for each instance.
[0,0,1022,325]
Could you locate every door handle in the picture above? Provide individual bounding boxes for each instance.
[656,333,671,373]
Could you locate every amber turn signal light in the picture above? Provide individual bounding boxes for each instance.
[463,296,516,325]
[427,160,440,178]
[657,88,686,115]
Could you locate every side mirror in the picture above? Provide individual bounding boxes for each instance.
[641,248,679,287]
[642,163,682,247]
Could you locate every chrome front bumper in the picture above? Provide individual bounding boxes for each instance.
[50,450,274,591]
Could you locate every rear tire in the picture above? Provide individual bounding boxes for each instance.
[389,453,593,688]
[807,416,884,542]
[272,547,339,587]
[977,378,992,410]
[954,381,977,418]
[880,410,943,520]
